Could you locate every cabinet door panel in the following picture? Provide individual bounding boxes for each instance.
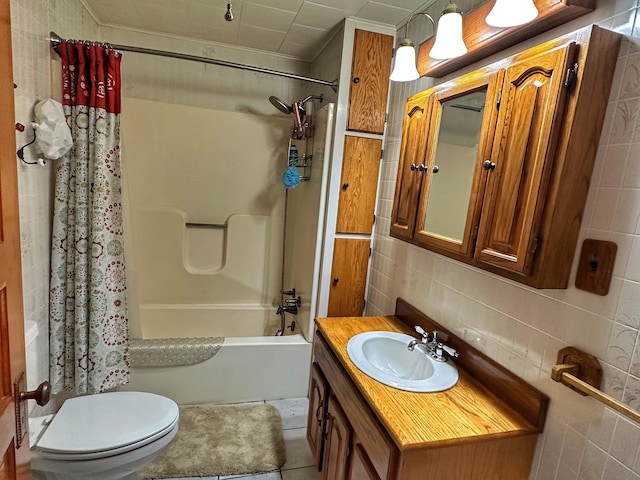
[348,30,394,134]
[349,444,382,480]
[327,239,370,317]
[307,363,328,471]
[322,396,352,480]
[476,43,577,273]
[336,136,382,234]
[390,93,431,240]
[414,70,502,256]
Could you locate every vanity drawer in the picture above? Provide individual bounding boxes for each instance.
[314,333,397,480]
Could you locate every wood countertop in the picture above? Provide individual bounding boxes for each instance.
[315,315,540,450]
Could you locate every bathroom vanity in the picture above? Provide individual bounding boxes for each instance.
[307,299,548,479]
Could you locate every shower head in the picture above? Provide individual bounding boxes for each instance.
[269,96,293,114]
[297,94,323,106]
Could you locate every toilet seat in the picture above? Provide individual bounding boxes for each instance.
[34,391,179,461]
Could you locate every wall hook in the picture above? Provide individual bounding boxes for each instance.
[16,125,44,165]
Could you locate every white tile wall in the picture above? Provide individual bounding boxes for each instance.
[368,1,640,479]
[10,0,99,414]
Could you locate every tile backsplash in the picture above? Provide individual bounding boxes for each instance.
[368,1,640,479]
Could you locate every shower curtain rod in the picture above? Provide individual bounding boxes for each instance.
[49,32,338,92]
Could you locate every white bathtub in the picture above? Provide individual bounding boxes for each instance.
[124,333,312,405]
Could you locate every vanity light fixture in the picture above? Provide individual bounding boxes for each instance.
[391,2,468,82]
[485,0,539,27]
[390,13,435,82]
[429,2,467,60]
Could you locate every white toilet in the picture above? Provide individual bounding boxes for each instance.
[29,391,179,480]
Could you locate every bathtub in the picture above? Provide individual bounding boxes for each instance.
[124,332,312,405]
[123,302,312,404]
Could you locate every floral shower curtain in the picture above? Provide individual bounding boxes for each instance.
[49,42,129,394]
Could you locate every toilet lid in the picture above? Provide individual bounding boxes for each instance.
[36,391,179,457]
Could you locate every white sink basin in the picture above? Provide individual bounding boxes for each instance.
[346,331,458,392]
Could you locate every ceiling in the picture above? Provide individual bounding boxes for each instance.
[81,0,426,61]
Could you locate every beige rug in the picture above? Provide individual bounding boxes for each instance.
[140,403,286,479]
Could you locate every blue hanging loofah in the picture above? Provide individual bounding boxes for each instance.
[282,166,300,189]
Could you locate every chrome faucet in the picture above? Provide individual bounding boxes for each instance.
[407,326,459,363]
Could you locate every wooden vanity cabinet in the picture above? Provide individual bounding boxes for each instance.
[307,364,328,470]
[309,301,549,480]
[390,25,620,288]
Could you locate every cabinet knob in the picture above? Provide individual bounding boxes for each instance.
[410,163,418,171]
[342,182,349,190]
[432,165,439,173]
[417,164,427,172]
[483,160,496,171]
[333,278,339,286]
[353,77,360,84]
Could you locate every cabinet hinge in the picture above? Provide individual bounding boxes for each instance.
[496,90,502,111]
[385,112,389,123]
[372,214,376,226]
[380,149,384,160]
[564,62,579,89]
[473,225,479,241]
[369,247,372,257]
[531,236,541,255]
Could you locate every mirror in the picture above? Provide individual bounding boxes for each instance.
[422,89,487,242]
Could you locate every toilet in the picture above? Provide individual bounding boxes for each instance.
[29,391,179,480]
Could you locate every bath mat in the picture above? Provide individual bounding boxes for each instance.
[139,403,286,479]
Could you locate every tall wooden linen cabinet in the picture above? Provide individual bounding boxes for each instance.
[322,22,394,316]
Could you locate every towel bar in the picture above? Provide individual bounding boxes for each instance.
[551,347,640,424]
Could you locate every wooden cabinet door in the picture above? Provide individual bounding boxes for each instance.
[0,1,31,478]
[390,93,431,240]
[475,43,577,274]
[414,70,501,256]
[336,136,382,234]
[322,395,352,480]
[307,363,329,471]
[347,29,394,134]
[349,444,382,480]
[327,238,370,317]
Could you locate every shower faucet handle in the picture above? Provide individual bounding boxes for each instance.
[281,288,296,296]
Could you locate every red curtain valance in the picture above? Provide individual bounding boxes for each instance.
[58,42,121,114]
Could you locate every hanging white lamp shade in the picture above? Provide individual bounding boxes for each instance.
[486,0,538,27]
[429,3,467,60]
[390,40,420,82]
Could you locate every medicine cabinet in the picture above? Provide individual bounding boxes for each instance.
[390,25,620,289]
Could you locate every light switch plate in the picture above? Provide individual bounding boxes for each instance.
[575,239,617,296]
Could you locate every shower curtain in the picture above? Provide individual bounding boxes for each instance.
[49,42,129,394]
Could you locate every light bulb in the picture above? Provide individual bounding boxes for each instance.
[390,40,420,82]
[486,0,538,27]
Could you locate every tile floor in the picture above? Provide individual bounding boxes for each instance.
[175,397,322,480]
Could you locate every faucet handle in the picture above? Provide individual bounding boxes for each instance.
[414,325,429,342]
[434,342,459,362]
